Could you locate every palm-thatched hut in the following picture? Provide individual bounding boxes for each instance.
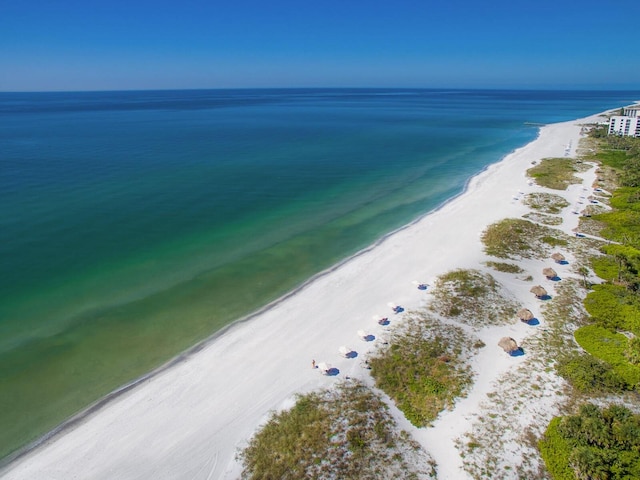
[543,267,557,279]
[551,252,565,263]
[498,337,519,354]
[530,285,547,298]
[517,308,534,322]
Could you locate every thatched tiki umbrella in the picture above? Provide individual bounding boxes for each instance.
[498,337,519,354]
[530,285,547,298]
[517,308,534,322]
[543,267,557,279]
[551,252,565,263]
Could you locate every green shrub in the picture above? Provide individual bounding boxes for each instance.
[556,353,626,393]
[523,192,570,214]
[584,284,640,333]
[542,235,568,247]
[484,261,524,274]
[541,404,640,480]
[527,158,582,190]
[594,209,640,246]
[609,187,640,212]
[523,211,564,225]
[481,218,566,259]
[239,381,436,479]
[539,417,576,480]
[626,337,640,365]
[369,314,476,427]
[575,325,640,388]
[591,255,621,283]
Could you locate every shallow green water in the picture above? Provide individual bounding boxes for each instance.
[1,88,639,459]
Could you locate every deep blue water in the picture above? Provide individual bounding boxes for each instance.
[0,88,638,458]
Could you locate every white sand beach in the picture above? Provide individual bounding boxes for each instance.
[1,112,607,479]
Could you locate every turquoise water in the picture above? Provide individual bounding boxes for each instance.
[1,89,638,459]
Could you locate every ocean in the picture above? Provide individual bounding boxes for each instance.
[1,88,638,459]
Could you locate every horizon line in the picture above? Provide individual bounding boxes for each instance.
[3,86,640,95]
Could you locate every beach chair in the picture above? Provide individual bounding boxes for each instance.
[339,346,352,358]
[317,362,331,375]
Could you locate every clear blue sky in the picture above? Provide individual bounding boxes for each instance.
[1,0,638,91]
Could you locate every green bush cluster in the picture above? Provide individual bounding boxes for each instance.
[574,325,640,388]
[239,381,435,479]
[527,158,582,190]
[540,404,640,480]
[584,284,640,332]
[541,126,640,480]
[481,218,565,259]
[538,417,577,480]
[594,209,640,246]
[626,337,640,365]
[556,133,640,397]
[369,314,475,427]
[556,353,626,393]
[592,133,640,193]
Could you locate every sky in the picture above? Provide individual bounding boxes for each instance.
[1,0,639,91]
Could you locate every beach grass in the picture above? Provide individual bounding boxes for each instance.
[484,261,524,274]
[522,193,570,215]
[481,218,568,259]
[428,269,518,327]
[522,212,563,226]
[456,280,588,479]
[238,380,436,479]
[527,158,583,190]
[368,313,477,428]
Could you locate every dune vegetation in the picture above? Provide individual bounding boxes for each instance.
[539,404,640,480]
[526,158,583,190]
[481,218,568,259]
[368,313,479,427]
[428,269,518,327]
[237,122,640,480]
[539,126,640,479]
[523,192,570,215]
[239,380,436,480]
[484,261,524,274]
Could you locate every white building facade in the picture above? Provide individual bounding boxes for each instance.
[608,115,640,137]
[623,104,640,118]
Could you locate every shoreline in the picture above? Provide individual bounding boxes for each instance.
[1,109,608,479]
[0,126,535,470]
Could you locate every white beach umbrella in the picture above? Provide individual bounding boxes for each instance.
[357,329,368,340]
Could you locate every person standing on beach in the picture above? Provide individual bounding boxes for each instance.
[311,359,316,369]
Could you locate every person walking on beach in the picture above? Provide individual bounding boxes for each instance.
[311,359,316,369]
